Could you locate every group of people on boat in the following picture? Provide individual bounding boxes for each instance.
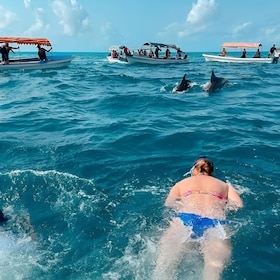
[0,42,52,64]
[218,43,279,61]
[240,48,260,58]
[137,46,187,60]
[109,46,131,62]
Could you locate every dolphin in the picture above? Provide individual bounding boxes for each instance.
[174,74,192,93]
[205,70,228,92]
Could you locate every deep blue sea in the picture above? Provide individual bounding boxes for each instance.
[0,52,279,280]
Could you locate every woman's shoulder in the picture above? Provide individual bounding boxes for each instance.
[199,175,228,190]
[175,175,226,186]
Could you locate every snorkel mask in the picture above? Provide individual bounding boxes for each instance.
[183,156,208,177]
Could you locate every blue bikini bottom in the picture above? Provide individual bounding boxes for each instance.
[177,213,227,239]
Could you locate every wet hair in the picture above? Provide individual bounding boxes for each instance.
[0,209,8,223]
[192,157,214,176]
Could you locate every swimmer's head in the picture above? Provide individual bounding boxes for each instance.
[183,156,214,177]
[192,157,214,176]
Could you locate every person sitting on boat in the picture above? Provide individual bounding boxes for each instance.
[219,47,227,57]
[253,48,261,58]
[112,49,118,58]
[0,43,19,64]
[240,48,246,58]
[149,49,154,58]
[123,46,132,56]
[176,48,183,59]
[37,44,52,62]
[165,48,171,59]
[155,46,161,59]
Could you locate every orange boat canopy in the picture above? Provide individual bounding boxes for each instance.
[0,37,51,46]
[222,42,262,49]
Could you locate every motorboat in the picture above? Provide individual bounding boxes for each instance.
[0,55,75,70]
[126,42,188,64]
[274,48,280,60]
[107,45,130,63]
[202,42,276,64]
[0,36,75,70]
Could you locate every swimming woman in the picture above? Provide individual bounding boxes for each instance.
[153,157,243,280]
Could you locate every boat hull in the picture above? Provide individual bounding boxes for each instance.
[126,55,188,65]
[107,56,127,64]
[202,54,273,64]
[0,55,75,70]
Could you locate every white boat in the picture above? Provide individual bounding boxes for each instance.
[126,42,188,64]
[0,36,75,70]
[0,55,75,70]
[274,48,280,60]
[107,45,129,63]
[202,42,276,64]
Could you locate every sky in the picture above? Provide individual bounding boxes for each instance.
[0,0,280,53]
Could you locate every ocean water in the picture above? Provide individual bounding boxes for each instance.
[0,52,279,280]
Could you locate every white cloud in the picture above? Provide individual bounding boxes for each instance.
[23,7,50,36]
[0,6,17,29]
[232,22,251,35]
[52,0,90,36]
[259,25,280,44]
[186,0,216,24]
[100,22,112,34]
[158,22,179,36]
[159,0,217,39]
[178,24,207,37]
[24,0,31,8]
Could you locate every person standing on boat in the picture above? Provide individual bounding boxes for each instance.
[0,46,7,64]
[155,46,161,58]
[0,43,19,64]
[165,48,171,59]
[37,44,52,62]
[268,44,276,57]
[153,157,243,280]
[240,48,246,58]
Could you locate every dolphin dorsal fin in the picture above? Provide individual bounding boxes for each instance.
[211,70,215,83]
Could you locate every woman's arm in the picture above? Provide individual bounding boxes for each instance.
[164,183,181,208]
[227,183,243,208]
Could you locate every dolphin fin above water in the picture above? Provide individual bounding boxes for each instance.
[205,70,228,92]
[174,74,192,93]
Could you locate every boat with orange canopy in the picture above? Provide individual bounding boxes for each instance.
[0,36,74,70]
[202,42,277,64]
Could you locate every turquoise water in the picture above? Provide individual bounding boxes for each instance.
[0,52,279,279]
